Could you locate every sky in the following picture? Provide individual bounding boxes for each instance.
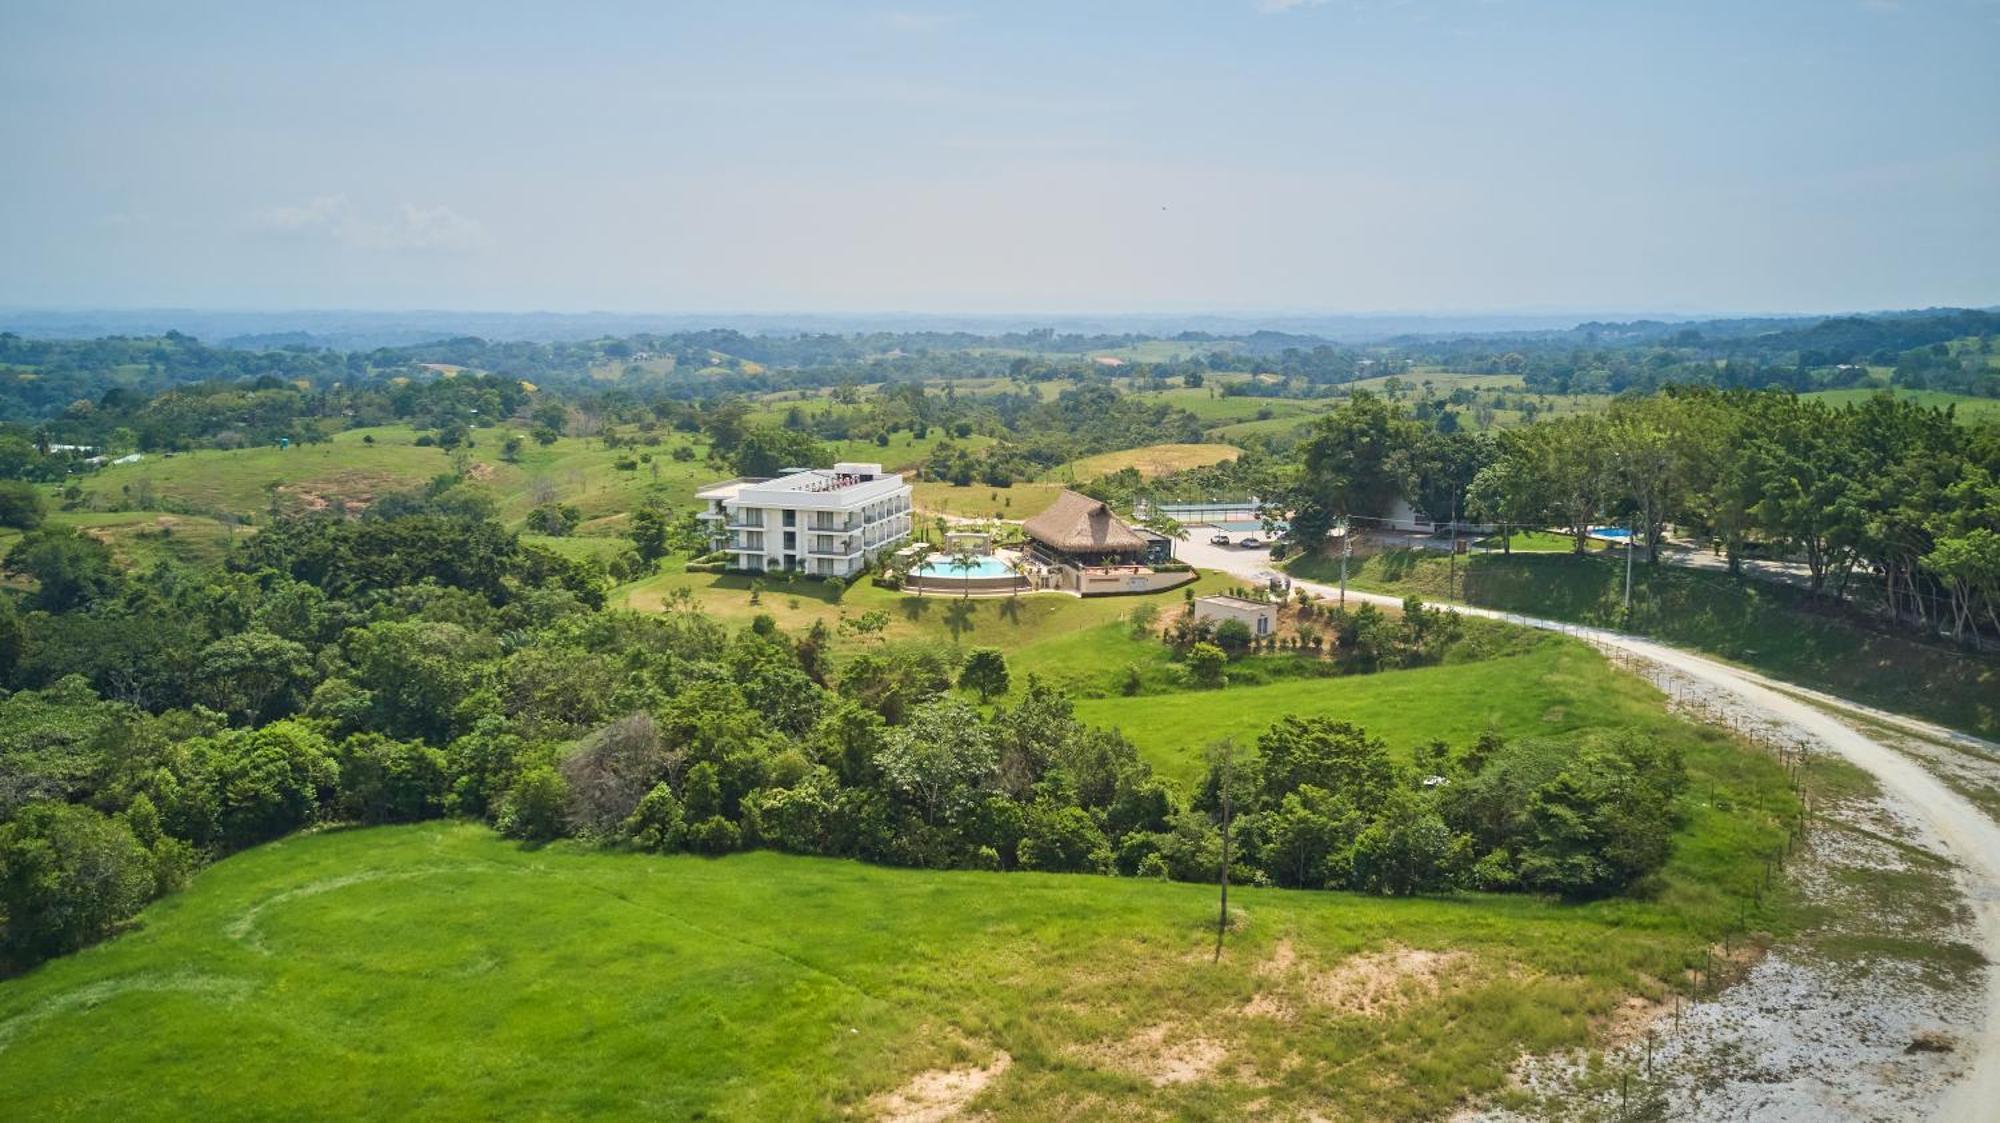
[2,0,1997,318]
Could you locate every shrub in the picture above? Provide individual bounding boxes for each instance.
[335,733,449,824]
[1213,618,1254,654]
[1017,803,1112,873]
[622,782,685,852]
[497,764,570,842]
[684,815,741,855]
[1185,642,1227,688]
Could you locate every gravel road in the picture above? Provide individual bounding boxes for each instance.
[1178,536,2000,1120]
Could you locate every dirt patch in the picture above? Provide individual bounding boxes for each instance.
[465,462,496,481]
[1078,1023,1227,1087]
[1304,945,1472,1016]
[1240,990,1295,1022]
[1256,937,1298,977]
[866,1049,1011,1122]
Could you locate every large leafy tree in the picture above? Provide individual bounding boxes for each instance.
[194,631,317,724]
[1292,391,1424,543]
[4,525,120,612]
[0,801,157,968]
[0,480,48,530]
[1741,397,1858,595]
[874,697,996,827]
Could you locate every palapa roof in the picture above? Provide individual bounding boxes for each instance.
[1023,489,1149,553]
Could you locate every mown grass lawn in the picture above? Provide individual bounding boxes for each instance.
[1288,547,2000,740]
[0,808,1793,1122]
[619,567,1249,699]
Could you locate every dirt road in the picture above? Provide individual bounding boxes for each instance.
[1180,536,2000,1120]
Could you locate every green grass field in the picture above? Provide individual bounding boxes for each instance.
[0,510,256,574]
[1472,530,1605,553]
[75,425,721,528]
[620,568,1245,698]
[1076,636,1639,784]
[910,480,1065,520]
[1802,387,2000,425]
[1288,548,1999,740]
[0,806,1794,1121]
[70,419,1018,538]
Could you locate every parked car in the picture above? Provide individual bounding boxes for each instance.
[1208,532,1233,546]
[1237,535,1264,548]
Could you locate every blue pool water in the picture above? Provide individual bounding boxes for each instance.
[1589,526,1634,540]
[915,554,1015,579]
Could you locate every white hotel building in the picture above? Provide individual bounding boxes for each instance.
[696,462,914,578]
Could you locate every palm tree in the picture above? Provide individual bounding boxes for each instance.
[950,542,981,600]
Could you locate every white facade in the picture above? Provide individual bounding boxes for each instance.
[1193,594,1274,636]
[696,462,913,578]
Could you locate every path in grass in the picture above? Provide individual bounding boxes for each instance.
[0,820,1791,1122]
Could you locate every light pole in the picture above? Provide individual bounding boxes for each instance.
[1447,487,1458,604]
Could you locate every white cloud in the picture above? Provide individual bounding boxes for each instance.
[247,195,490,253]
[1256,0,1330,13]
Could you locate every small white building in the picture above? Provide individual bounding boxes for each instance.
[1193,594,1275,637]
[696,461,912,578]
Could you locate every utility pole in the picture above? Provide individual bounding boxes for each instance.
[1447,488,1458,604]
[1337,516,1351,606]
[1213,742,1234,963]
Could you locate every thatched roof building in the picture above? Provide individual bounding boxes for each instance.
[1023,490,1150,560]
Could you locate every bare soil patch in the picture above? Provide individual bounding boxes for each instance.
[1077,1023,1228,1087]
[866,1049,1012,1122]
[1304,945,1472,1017]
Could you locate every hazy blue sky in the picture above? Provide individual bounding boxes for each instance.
[3,1,1996,316]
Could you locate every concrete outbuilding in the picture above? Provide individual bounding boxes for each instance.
[1193,594,1275,637]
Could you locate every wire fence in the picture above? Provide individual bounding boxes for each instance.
[1573,643,1820,1120]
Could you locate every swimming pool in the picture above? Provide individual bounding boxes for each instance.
[914,554,1015,579]
[1589,526,1634,541]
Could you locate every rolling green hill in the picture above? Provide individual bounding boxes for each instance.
[0,817,1791,1121]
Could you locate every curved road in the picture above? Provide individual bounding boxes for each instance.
[1180,537,2000,1120]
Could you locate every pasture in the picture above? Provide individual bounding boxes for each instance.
[1802,387,2000,425]
[0,812,1793,1121]
[1074,636,1639,784]
[1049,442,1241,482]
[909,480,1065,520]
